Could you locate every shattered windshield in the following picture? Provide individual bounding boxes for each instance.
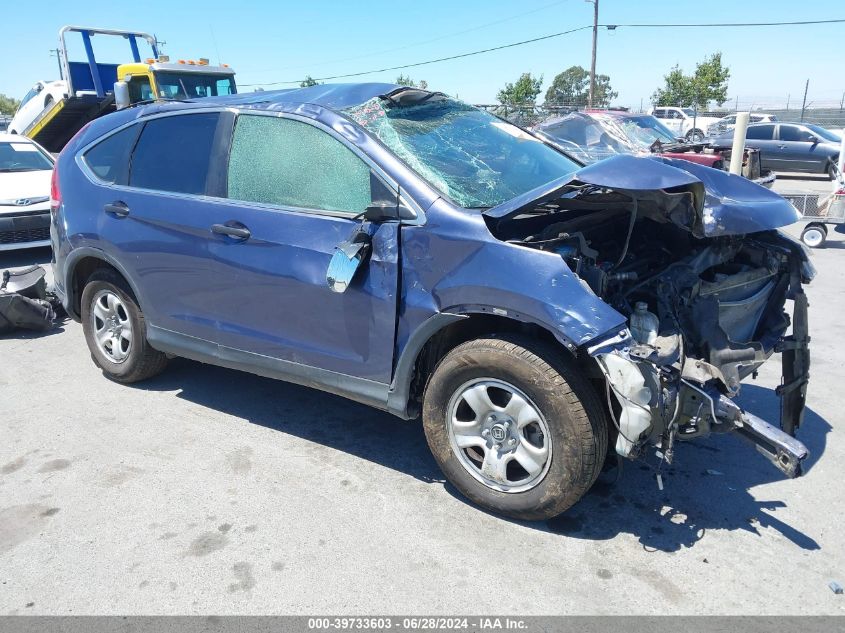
[345,96,578,208]
[592,114,678,149]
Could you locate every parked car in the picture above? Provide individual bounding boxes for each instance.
[7,80,67,135]
[52,84,812,520]
[711,122,841,179]
[648,106,721,141]
[0,133,54,251]
[706,112,778,138]
[533,111,774,186]
[534,111,722,166]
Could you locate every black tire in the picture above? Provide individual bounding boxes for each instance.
[828,161,839,181]
[80,269,167,383]
[686,128,704,142]
[800,223,827,248]
[422,335,607,521]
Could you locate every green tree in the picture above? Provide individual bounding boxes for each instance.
[652,53,730,109]
[395,74,428,89]
[299,76,320,88]
[544,65,617,107]
[497,72,543,106]
[0,93,21,115]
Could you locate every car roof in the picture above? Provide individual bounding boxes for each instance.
[166,82,404,113]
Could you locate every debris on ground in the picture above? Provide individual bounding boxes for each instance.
[0,266,58,334]
[830,581,844,595]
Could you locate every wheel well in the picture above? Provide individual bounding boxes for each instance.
[406,314,575,415]
[70,256,121,316]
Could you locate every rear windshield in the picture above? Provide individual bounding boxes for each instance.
[0,141,53,172]
[345,96,579,208]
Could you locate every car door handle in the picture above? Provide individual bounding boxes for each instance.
[777,145,787,149]
[104,201,130,217]
[211,223,251,240]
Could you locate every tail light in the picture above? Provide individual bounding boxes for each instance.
[50,164,61,218]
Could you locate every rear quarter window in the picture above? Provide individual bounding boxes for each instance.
[129,113,219,195]
[83,125,141,184]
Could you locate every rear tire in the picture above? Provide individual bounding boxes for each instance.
[801,223,827,248]
[422,335,607,521]
[828,162,839,181]
[80,269,167,383]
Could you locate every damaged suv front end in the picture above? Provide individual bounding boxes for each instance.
[485,154,813,478]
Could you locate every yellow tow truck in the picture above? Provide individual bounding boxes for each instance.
[23,26,236,152]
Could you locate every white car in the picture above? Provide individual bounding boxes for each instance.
[648,106,722,142]
[7,80,67,136]
[706,112,778,138]
[0,134,55,251]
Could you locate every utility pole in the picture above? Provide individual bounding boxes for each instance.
[588,0,599,108]
[800,78,809,122]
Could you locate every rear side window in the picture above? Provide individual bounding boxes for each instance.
[129,113,219,195]
[227,114,371,214]
[746,124,774,140]
[84,125,140,184]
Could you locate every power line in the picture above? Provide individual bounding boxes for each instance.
[240,17,845,88]
[239,0,571,76]
[240,25,593,87]
[605,18,845,28]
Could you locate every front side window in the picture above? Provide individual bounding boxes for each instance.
[129,113,219,195]
[779,125,813,142]
[127,76,153,103]
[746,124,774,140]
[227,115,371,214]
[83,125,140,184]
[346,96,579,208]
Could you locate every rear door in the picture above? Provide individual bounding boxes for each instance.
[744,124,778,170]
[202,112,401,384]
[84,111,239,344]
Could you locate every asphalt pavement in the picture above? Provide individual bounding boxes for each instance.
[0,217,843,615]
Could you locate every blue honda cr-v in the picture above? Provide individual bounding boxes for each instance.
[51,83,813,519]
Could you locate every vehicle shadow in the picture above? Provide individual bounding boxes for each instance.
[137,361,828,552]
[541,383,829,552]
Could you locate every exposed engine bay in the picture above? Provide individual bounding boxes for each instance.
[489,181,813,478]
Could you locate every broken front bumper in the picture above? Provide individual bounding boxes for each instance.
[589,278,811,479]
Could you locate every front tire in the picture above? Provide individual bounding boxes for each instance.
[686,128,705,142]
[422,336,607,521]
[80,269,167,383]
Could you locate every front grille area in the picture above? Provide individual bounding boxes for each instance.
[0,226,50,245]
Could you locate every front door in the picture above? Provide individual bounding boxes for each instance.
[204,113,400,384]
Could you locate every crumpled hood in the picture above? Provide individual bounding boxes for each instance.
[484,154,799,238]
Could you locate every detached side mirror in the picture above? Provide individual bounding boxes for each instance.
[327,230,371,293]
[114,82,130,110]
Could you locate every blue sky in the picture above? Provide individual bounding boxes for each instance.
[1,0,842,108]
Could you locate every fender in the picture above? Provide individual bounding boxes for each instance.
[61,246,149,321]
[385,304,623,419]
